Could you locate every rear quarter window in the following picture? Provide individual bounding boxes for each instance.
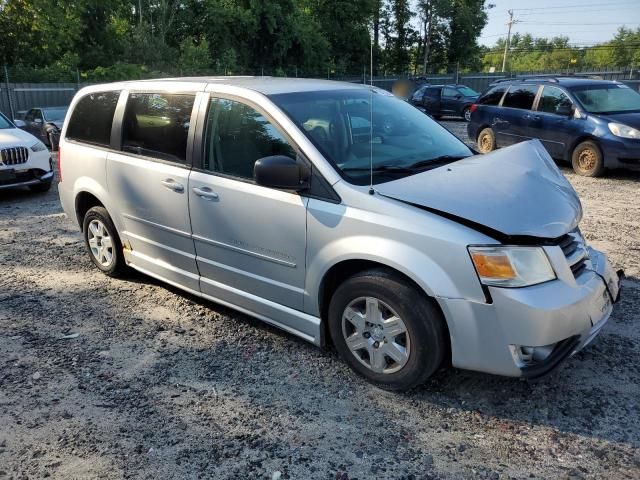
[502,85,539,110]
[478,85,507,105]
[65,91,120,147]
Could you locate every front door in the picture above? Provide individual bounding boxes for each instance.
[106,91,200,291]
[189,96,308,313]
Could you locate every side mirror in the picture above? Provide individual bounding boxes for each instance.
[556,104,574,117]
[13,119,26,128]
[254,155,309,191]
[455,94,463,100]
[34,118,43,124]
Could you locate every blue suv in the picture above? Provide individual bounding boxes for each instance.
[467,77,640,176]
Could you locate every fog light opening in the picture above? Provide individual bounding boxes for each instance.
[510,343,556,367]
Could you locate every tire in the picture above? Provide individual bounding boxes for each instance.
[571,140,605,177]
[28,181,52,193]
[82,206,127,277]
[477,127,496,154]
[462,106,471,122]
[328,269,447,391]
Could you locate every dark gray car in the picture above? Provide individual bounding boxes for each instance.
[22,106,68,151]
[410,84,479,121]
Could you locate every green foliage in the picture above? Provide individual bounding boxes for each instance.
[482,28,640,72]
[12,0,634,82]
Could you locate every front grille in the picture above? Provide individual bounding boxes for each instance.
[556,229,588,277]
[1,146,29,166]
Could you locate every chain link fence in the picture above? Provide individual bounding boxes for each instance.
[2,64,639,120]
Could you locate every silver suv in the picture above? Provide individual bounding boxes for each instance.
[58,78,622,390]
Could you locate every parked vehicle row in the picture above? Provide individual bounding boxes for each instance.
[409,83,479,121]
[467,77,640,176]
[56,77,621,390]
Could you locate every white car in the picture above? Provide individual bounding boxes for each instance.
[0,112,54,193]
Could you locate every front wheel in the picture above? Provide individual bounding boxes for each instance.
[571,140,605,177]
[328,269,447,391]
[477,127,496,153]
[83,206,127,277]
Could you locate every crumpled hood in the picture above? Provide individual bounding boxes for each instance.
[0,127,37,147]
[376,140,582,239]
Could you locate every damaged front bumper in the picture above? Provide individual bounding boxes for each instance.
[439,247,623,378]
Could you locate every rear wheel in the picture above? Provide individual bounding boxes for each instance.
[328,269,446,391]
[571,140,605,177]
[83,206,127,277]
[462,106,472,122]
[477,127,496,153]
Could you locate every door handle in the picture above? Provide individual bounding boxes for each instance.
[161,179,184,192]
[192,186,219,200]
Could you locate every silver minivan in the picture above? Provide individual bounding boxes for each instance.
[58,78,622,390]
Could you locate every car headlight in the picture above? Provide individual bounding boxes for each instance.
[468,246,555,287]
[608,122,640,139]
[30,141,48,152]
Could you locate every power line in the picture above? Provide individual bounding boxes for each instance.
[519,22,640,26]
[510,1,639,11]
[482,43,640,54]
[515,7,639,16]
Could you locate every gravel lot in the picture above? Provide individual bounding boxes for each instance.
[1,129,639,479]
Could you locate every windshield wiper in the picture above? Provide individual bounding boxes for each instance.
[406,155,470,171]
[342,165,414,173]
[342,155,470,175]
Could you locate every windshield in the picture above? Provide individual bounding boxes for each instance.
[570,84,640,114]
[42,107,68,122]
[457,86,478,97]
[0,113,13,129]
[269,88,473,185]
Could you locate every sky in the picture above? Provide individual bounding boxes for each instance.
[478,0,640,47]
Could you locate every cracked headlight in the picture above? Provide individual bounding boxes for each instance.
[468,246,555,287]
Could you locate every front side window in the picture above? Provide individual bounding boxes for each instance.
[570,84,640,114]
[502,85,539,110]
[538,86,573,114]
[203,98,296,179]
[122,93,195,163]
[270,88,473,186]
[478,85,506,105]
[66,91,120,147]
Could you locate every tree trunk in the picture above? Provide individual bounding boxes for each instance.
[373,0,380,76]
[422,2,433,74]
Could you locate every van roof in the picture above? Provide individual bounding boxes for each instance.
[116,76,367,95]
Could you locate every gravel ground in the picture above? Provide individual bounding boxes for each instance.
[1,134,639,480]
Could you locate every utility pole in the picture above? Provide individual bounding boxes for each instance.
[501,10,517,73]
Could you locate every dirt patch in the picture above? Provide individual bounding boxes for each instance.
[1,147,639,479]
